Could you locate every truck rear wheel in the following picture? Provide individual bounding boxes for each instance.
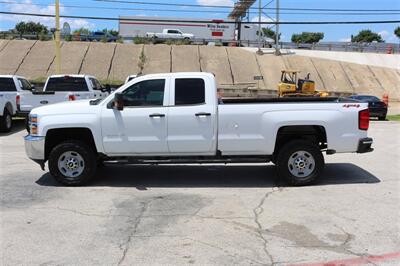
[276,140,324,186]
[48,140,97,186]
[0,109,12,133]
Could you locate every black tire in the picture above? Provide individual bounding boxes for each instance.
[276,140,324,186]
[0,109,12,133]
[378,115,386,121]
[48,140,97,186]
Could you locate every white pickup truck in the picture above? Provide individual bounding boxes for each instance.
[146,29,194,40]
[24,72,373,186]
[0,75,22,132]
[18,74,109,115]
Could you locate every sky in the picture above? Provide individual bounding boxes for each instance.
[0,0,399,42]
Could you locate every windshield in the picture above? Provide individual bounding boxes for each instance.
[46,77,88,92]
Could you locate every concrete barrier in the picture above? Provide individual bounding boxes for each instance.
[199,46,233,86]
[227,47,261,86]
[340,62,383,96]
[47,42,89,75]
[171,45,200,72]
[16,41,56,79]
[0,40,36,74]
[309,57,353,93]
[80,42,116,80]
[368,66,400,101]
[142,44,171,74]
[256,54,288,90]
[0,40,10,52]
[108,43,142,82]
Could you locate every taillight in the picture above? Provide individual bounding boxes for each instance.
[359,109,370,130]
[16,94,20,110]
[68,94,76,101]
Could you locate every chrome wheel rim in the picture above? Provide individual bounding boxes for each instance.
[288,150,315,178]
[5,114,11,129]
[57,151,85,179]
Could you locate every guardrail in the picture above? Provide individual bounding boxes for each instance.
[1,32,398,54]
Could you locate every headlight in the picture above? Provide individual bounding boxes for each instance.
[29,114,38,135]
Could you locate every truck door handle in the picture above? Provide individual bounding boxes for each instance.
[149,113,165,118]
[195,112,211,117]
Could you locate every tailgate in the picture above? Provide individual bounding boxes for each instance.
[20,92,68,112]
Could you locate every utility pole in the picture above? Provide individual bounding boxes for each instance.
[55,0,61,74]
[257,0,263,55]
[274,0,281,55]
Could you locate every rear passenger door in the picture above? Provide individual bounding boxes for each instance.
[167,77,217,155]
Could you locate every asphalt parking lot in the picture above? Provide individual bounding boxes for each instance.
[1,120,399,265]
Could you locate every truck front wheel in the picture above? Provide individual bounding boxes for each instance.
[48,140,97,186]
[276,140,324,186]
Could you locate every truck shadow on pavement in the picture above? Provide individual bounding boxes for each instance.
[36,163,380,188]
[0,119,25,137]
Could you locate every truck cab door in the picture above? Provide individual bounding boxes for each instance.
[167,76,217,155]
[101,78,170,155]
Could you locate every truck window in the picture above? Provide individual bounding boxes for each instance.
[0,78,17,91]
[174,78,205,105]
[168,30,179,34]
[122,79,165,107]
[89,78,103,91]
[46,77,88,92]
[18,78,32,90]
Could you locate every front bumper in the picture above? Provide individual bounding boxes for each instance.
[24,135,45,168]
[357,137,374,153]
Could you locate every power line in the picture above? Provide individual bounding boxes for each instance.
[92,0,400,12]
[1,1,400,16]
[1,11,400,24]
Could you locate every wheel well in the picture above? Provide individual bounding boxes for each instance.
[45,128,97,160]
[274,125,327,156]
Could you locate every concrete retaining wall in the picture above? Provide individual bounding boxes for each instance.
[199,46,233,86]
[142,44,171,74]
[16,41,56,79]
[227,47,261,85]
[171,45,200,72]
[0,40,36,74]
[108,44,142,82]
[80,42,116,79]
[2,40,399,101]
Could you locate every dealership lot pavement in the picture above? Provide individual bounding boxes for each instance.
[1,120,399,265]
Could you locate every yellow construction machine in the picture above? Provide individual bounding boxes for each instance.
[278,70,329,97]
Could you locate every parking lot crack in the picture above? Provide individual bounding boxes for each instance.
[186,237,264,265]
[252,187,282,265]
[117,199,152,266]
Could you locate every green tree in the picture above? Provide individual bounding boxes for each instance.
[262,28,281,42]
[395,27,400,39]
[351,29,383,43]
[73,27,91,35]
[102,28,119,37]
[291,32,324,43]
[15,21,48,38]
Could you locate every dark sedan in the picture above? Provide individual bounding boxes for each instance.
[348,95,388,120]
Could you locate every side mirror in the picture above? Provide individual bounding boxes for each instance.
[105,84,111,93]
[30,84,35,91]
[113,92,124,111]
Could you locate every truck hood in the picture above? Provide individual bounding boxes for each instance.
[31,99,96,116]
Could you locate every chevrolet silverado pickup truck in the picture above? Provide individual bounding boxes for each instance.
[18,74,109,116]
[24,72,373,186]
